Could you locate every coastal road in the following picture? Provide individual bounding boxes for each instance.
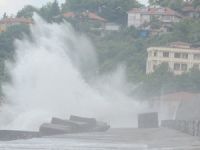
[0,128,200,149]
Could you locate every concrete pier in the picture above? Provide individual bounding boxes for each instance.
[1,128,200,149]
[138,112,159,128]
[0,130,39,141]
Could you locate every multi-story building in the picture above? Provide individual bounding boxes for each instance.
[146,42,200,75]
[127,7,182,28]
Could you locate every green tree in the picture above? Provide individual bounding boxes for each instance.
[135,63,175,98]
[0,25,30,59]
[61,0,102,12]
[192,0,200,8]
[172,19,200,43]
[0,24,31,97]
[98,0,142,24]
[39,1,60,22]
[149,16,162,29]
[51,0,60,17]
[61,0,142,24]
[17,5,38,18]
[149,0,159,6]
[149,0,184,12]
[2,12,8,19]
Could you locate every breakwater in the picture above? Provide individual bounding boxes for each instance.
[161,120,200,136]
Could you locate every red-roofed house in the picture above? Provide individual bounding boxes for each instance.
[62,11,106,23]
[0,17,33,32]
[82,12,106,22]
[182,6,200,18]
[62,11,107,31]
[128,7,182,28]
[63,12,76,18]
[182,6,196,18]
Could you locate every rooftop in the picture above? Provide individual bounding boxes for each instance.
[63,12,76,18]
[169,41,191,49]
[82,12,106,22]
[148,41,200,51]
[128,7,182,18]
[63,11,106,22]
[0,17,33,25]
[151,92,200,102]
[182,6,196,12]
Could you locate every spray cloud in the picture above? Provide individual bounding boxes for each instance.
[0,15,149,130]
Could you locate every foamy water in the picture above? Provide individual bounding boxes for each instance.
[0,138,148,150]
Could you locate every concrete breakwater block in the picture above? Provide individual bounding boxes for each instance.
[138,112,159,128]
[92,121,110,132]
[69,115,110,132]
[40,116,110,136]
[0,116,110,141]
[0,130,39,141]
[39,123,72,136]
[69,115,97,127]
[161,120,200,137]
[51,117,93,132]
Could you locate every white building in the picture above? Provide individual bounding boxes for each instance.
[128,7,182,28]
[105,23,120,31]
[146,42,200,75]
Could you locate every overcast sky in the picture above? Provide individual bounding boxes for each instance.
[0,0,148,17]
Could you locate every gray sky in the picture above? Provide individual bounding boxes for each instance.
[0,0,148,17]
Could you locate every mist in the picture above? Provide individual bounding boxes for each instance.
[0,15,153,131]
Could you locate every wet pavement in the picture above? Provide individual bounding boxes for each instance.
[0,128,200,150]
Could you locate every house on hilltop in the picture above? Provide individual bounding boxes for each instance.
[182,6,196,18]
[63,12,76,18]
[181,0,200,18]
[127,7,182,28]
[62,11,120,32]
[0,17,33,32]
[62,11,106,23]
[62,11,107,31]
[82,11,107,22]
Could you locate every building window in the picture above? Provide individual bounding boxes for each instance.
[163,52,169,57]
[194,54,200,60]
[153,65,157,70]
[174,53,181,58]
[174,53,188,59]
[174,63,180,70]
[131,16,135,20]
[153,51,157,57]
[181,64,187,71]
[182,53,188,59]
[193,64,199,70]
